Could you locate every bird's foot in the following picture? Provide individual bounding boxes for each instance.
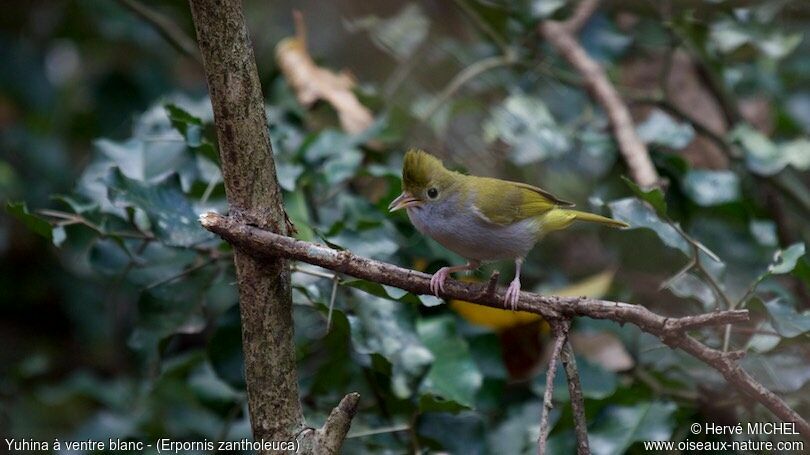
[504,278,521,311]
[430,267,451,296]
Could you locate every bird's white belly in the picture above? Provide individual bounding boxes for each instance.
[406,204,539,261]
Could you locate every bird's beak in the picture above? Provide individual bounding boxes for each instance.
[388,192,421,212]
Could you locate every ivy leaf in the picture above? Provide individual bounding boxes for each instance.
[483,93,571,165]
[164,103,204,146]
[636,109,694,149]
[682,170,740,206]
[107,169,213,247]
[769,243,805,275]
[608,197,689,255]
[589,401,677,455]
[666,272,716,309]
[348,296,434,398]
[743,347,810,393]
[208,306,245,389]
[343,278,443,307]
[7,201,59,245]
[417,315,483,412]
[95,137,188,184]
[537,356,617,401]
[417,412,486,455]
[730,125,809,175]
[763,298,810,338]
[622,176,667,216]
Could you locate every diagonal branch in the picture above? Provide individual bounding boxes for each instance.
[118,0,201,64]
[538,0,660,188]
[199,212,810,442]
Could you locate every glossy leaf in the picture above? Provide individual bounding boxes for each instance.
[344,278,443,307]
[589,401,677,455]
[348,295,433,398]
[483,93,571,164]
[622,176,667,216]
[608,197,689,255]
[682,170,740,206]
[107,169,213,247]
[763,298,810,338]
[417,315,483,411]
[637,109,694,149]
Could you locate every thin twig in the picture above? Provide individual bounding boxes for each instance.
[199,212,810,442]
[144,255,222,290]
[538,320,569,455]
[116,0,201,64]
[538,0,661,188]
[560,340,590,455]
[452,0,510,55]
[419,54,518,122]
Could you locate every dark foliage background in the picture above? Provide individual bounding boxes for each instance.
[2,0,809,453]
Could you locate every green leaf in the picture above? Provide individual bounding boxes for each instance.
[730,124,802,176]
[107,169,214,247]
[488,400,543,455]
[483,92,571,164]
[95,137,188,184]
[542,356,617,400]
[344,278,443,307]
[588,401,677,455]
[608,197,689,255]
[763,298,810,338]
[769,243,805,274]
[636,109,694,149]
[348,296,433,398]
[208,305,245,389]
[164,103,204,146]
[327,226,398,260]
[742,347,810,393]
[276,161,304,191]
[418,412,486,455]
[621,176,667,216]
[666,272,716,309]
[7,201,55,243]
[417,315,483,412]
[745,320,781,353]
[682,170,741,206]
[749,219,778,247]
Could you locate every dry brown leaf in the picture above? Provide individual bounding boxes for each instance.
[275,11,374,135]
[570,331,634,372]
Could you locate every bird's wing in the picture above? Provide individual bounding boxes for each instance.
[471,176,574,226]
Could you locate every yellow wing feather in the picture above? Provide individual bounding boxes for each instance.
[469,176,573,225]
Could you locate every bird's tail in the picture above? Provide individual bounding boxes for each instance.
[567,210,629,229]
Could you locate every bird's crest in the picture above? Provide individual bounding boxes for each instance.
[402,149,445,191]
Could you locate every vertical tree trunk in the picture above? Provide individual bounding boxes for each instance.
[188,0,303,445]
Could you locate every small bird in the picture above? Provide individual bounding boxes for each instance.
[388,149,628,310]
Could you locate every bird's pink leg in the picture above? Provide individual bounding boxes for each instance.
[430,261,479,296]
[504,258,523,311]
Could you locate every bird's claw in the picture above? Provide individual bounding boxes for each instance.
[504,279,521,311]
[430,267,450,296]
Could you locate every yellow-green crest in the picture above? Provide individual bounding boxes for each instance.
[402,149,447,193]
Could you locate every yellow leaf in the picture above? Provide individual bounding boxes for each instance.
[275,11,374,135]
[450,270,615,331]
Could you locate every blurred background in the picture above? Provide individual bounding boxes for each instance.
[2,0,809,453]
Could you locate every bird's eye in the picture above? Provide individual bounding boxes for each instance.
[427,187,438,199]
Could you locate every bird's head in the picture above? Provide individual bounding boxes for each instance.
[388,149,459,212]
